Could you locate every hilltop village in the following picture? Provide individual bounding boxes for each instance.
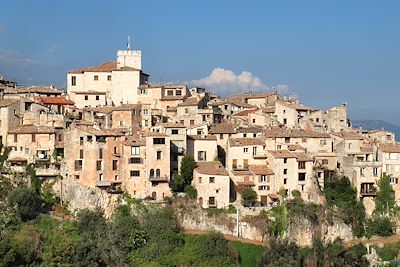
[1,44,399,214]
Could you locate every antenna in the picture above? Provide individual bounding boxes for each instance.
[127,36,131,51]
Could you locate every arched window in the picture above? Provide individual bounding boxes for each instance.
[150,169,154,178]
[156,169,160,177]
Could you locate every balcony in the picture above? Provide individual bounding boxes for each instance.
[253,153,267,159]
[36,167,60,177]
[360,183,377,197]
[36,155,50,162]
[149,175,169,182]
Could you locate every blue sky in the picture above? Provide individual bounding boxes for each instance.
[0,1,399,124]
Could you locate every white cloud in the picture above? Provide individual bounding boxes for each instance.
[187,67,294,97]
[0,50,40,68]
[0,25,5,33]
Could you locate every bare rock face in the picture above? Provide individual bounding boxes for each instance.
[62,181,120,218]
[322,221,353,244]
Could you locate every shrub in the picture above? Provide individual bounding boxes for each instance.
[365,216,394,237]
[184,185,197,199]
[241,188,257,207]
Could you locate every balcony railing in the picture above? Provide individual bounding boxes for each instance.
[36,155,50,162]
[360,184,377,197]
[149,175,169,182]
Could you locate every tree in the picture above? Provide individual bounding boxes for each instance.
[374,173,395,215]
[170,156,196,192]
[8,187,41,221]
[241,188,257,207]
[184,185,197,199]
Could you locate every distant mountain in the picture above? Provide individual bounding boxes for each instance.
[352,120,400,140]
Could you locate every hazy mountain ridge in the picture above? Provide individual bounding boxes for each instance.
[352,119,400,140]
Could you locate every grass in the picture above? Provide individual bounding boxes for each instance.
[205,205,237,217]
[231,240,264,267]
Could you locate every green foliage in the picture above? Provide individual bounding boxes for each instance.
[374,242,400,261]
[268,204,288,237]
[40,179,58,209]
[241,188,257,207]
[205,204,236,217]
[7,187,41,221]
[286,198,319,224]
[374,173,396,215]
[259,239,307,267]
[324,176,366,237]
[26,163,40,195]
[365,216,394,237]
[231,241,264,267]
[291,189,302,200]
[184,185,197,199]
[344,243,369,267]
[170,156,196,192]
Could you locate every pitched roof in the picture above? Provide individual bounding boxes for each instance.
[112,104,141,111]
[178,96,201,106]
[268,150,297,158]
[288,144,306,151]
[229,137,265,147]
[38,97,75,105]
[68,61,140,74]
[250,164,274,175]
[209,123,236,134]
[195,161,229,176]
[332,131,364,140]
[227,99,255,108]
[294,152,313,162]
[0,99,18,107]
[264,128,330,138]
[233,109,258,117]
[123,135,146,146]
[237,125,264,134]
[16,86,62,94]
[80,127,125,137]
[379,143,400,153]
[187,135,217,141]
[9,125,56,134]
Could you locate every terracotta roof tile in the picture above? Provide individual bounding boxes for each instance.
[233,109,258,117]
[68,61,140,74]
[16,86,62,94]
[267,150,297,158]
[195,161,229,176]
[187,135,217,140]
[39,97,74,105]
[9,125,55,134]
[288,144,306,151]
[237,125,264,134]
[250,164,274,175]
[379,143,400,153]
[229,137,265,147]
[0,99,18,107]
[209,123,236,134]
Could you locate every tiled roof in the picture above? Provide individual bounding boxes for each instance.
[9,125,56,134]
[195,161,229,176]
[123,135,146,146]
[68,61,140,74]
[233,109,258,117]
[294,152,313,162]
[264,128,330,138]
[237,125,264,134]
[230,92,275,100]
[81,127,125,137]
[267,150,297,158]
[229,137,265,147]
[141,131,168,137]
[187,135,217,141]
[161,122,186,128]
[16,86,62,94]
[112,104,141,111]
[276,99,315,111]
[0,99,18,107]
[161,95,186,101]
[379,143,400,153]
[262,106,275,113]
[288,144,306,151]
[209,123,236,134]
[332,131,364,140]
[39,97,74,105]
[250,164,274,175]
[227,99,255,108]
[178,96,202,106]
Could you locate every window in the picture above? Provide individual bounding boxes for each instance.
[243,147,248,153]
[202,115,206,122]
[253,119,256,123]
[258,185,268,190]
[190,120,195,125]
[156,151,162,160]
[198,151,207,161]
[153,138,165,144]
[119,120,125,126]
[99,148,103,159]
[185,108,189,114]
[130,170,140,177]
[322,159,328,165]
[283,169,288,175]
[284,178,287,185]
[112,160,118,170]
[74,160,83,171]
[373,168,378,176]
[198,177,202,183]
[14,134,17,142]
[261,175,267,182]
[302,137,307,142]
[87,135,93,142]
[298,173,306,181]
[360,167,365,176]
[79,149,84,159]
[320,139,327,145]
[171,129,179,135]
[31,134,35,142]
[285,137,290,143]
[71,76,76,86]
[84,95,88,100]
[96,160,102,171]
[283,109,286,114]
[220,134,223,139]
[283,118,287,125]
[243,159,249,169]
[317,172,322,178]
[253,147,257,156]
[277,145,282,150]
[94,75,98,81]
[129,157,141,164]
[107,75,111,81]
[80,137,84,145]
[209,177,215,183]
[197,130,202,135]
[298,161,306,169]
[243,134,247,138]
[96,95,100,100]
[143,109,148,115]
[167,90,173,96]
[348,143,352,149]
[232,159,237,169]
[74,175,79,180]
[176,90,182,96]
[284,158,288,164]
[150,169,154,177]
[390,177,398,185]
[156,169,160,177]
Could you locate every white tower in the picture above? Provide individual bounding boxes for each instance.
[116,36,142,70]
